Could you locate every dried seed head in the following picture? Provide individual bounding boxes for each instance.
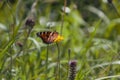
[107,0,112,3]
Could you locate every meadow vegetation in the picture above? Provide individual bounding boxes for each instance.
[0,0,120,80]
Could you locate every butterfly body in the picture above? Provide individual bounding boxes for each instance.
[36,31,59,44]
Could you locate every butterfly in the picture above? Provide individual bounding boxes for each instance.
[36,31,63,44]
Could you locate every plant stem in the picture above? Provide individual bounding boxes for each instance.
[56,43,61,80]
[45,44,49,80]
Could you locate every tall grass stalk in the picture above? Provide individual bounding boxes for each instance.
[110,3,120,17]
[60,0,66,35]
[67,49,71,78]
[95,75,120,80]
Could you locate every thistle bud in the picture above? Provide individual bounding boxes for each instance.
[25,18,35,29]
[68,60,77,80]
[16,42,23,48]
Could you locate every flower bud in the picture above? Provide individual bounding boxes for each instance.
[68,60,77,80]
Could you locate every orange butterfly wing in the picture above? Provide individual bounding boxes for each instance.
[36,31,58,44]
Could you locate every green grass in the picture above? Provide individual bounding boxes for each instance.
[0,0,120,80]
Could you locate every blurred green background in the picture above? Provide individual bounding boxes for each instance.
[0,0,120,80]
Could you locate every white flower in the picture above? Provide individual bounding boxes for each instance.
[62,6,71,13]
